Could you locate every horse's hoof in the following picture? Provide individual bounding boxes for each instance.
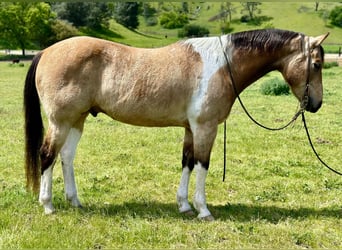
[71,200,83,208]
[181,209,196,217]
[44,206,55,215]
[199,214,215,222]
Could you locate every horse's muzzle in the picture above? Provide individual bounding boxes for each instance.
[306,97,322,113]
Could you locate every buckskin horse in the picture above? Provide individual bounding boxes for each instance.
[24,29,328,220]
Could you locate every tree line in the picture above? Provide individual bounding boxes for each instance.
[1,2,341,56]
[0,2,139,56]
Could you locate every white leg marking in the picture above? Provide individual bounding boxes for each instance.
[177,167,192,213]
[39,166,55,214]
[193,163,212,219]
[60,128,82,207]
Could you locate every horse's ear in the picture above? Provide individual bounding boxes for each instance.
[310,33,329,49]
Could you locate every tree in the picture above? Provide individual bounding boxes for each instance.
[142,3,158,26]
[329,6,342,27]
[53,2,88,27]
[52,3,112,29]
[50,19,78,44]
[178,24,209,38]
[209,2,235,23]
[114,2,140,29]
[86,3,112,29]
[241,2,261,21]
[0,2,55,55]
[159,11,189,29]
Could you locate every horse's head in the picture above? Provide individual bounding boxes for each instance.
[282,33,329,113]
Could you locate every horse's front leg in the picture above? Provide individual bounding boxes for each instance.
[192,122,217,221]
[177,128,195,215]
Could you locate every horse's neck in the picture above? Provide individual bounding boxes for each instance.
[230,47,292,93]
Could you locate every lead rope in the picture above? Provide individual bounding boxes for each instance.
[219,35,342,181]
[219,36,304,181]
[302,112,342,176]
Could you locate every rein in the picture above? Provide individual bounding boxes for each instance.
[218,35,342,181]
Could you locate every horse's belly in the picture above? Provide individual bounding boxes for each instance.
[100,102,189,127]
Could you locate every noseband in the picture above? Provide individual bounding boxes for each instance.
[301,34,312,111]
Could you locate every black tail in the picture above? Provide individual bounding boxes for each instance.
[24,52,44,193]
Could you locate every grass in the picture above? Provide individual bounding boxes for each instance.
[0,48,342,248]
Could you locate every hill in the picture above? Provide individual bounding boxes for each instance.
[83,2,341,52]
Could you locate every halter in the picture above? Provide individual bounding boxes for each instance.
[301,34,311,111]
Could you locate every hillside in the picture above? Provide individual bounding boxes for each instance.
[87,2,341,52]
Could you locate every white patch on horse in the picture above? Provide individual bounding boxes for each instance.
[60,128,82,208]
[39,166,55,214]
[183,36,229,121]
[177,166,192,213]
[193,163,211,218]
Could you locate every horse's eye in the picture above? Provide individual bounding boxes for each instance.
[313,62,321,70]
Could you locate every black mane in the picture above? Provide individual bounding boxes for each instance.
[230,29,300,52]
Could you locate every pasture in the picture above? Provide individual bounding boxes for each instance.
[0,60,341,248]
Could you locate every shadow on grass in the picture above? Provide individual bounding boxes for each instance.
[80,26,124,40]
[130,29,162,40]
[80,201,342,222]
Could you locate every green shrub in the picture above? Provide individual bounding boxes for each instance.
[329,6,342,27]
[220,22,233,34]
[159,11,188,29]
[323,61,339,69]
[178,24,209,38]
[260,78,290,96]
[145,16,158,26]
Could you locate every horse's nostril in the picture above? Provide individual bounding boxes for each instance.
[306,99,322,113]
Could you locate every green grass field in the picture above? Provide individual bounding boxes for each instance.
[0,50,341,248]
[0,2,341,248]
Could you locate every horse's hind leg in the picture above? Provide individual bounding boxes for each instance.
[177,128,194,215]
[60,116,86,208]
[39,123,71,214]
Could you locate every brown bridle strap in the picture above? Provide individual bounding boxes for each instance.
[301,34,311,110]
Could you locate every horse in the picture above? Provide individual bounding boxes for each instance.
[24,29,329,220]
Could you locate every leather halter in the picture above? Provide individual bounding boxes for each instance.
[301,34,312,111]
